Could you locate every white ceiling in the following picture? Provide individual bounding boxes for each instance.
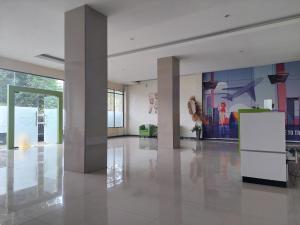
[0,0,300,83]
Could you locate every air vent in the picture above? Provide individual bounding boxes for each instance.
[36,54,64,64]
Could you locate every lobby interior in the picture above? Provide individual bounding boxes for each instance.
[1,1,300,225]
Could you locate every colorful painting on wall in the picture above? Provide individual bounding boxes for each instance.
[202,60,300,142]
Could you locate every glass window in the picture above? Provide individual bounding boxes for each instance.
[114,93,124,127]
[107,89,124,128]
[107,92,115,127]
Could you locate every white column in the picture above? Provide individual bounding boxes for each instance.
[157,56,180,149]
[64,5,107,173]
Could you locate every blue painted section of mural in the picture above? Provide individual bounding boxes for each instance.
[202,60,300,141]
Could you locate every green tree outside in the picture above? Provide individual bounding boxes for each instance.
[0,69,63,108]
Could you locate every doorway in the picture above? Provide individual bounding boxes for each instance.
[7,85,63,149]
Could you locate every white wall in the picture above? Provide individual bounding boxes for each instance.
[127,80,158,135]
[0,56,64,80]
[127,73,202,138]
[179,74,203,137]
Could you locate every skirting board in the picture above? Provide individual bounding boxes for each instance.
[108,135,200,140]
[242,176,287,188]
[108,135,240,141]
[117,135,299,144]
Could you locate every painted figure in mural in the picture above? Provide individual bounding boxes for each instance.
[148,93,158,114]
[218,101,229,138]
[218,102,227,125]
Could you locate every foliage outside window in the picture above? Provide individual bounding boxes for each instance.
[0,69,63,107]
[108,89,124,128]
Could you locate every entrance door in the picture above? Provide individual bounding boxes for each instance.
[14,92,39,148]
[7,86,63,149]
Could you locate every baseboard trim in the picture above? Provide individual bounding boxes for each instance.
[242,176,287,188]
[108,135,129,138]
[200,138,300,143]
[203,138,238,142]
[108,135,200,140]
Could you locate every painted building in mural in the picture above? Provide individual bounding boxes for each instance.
[202,60,300,142]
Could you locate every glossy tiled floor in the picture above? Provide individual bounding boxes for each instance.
[0,137,300,225]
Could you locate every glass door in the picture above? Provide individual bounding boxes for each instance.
[14,92,39,148]
[7,86,63,150]
[13,93,60,148]
[44,95,59,144]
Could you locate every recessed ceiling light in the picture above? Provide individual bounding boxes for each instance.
[224,14,230,18]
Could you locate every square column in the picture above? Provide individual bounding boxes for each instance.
[157,57,180,149]
[64,5,107,173]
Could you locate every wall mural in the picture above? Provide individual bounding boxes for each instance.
[202,60,300,141]
[148,92,158,114]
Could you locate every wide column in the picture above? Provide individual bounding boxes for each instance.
[64,5,107,173]
[157,57,180,149]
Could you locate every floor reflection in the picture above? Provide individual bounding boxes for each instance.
[138,138,158,150]
[107,145,126,188]
[0,138,299,225]
[0,145,63,224]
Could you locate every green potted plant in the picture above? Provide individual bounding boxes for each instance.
[192,123,202,140]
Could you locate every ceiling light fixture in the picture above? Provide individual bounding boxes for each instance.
[129,37,135,41]
[224,14,230,18]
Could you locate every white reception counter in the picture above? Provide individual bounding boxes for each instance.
[240,111,287,187]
